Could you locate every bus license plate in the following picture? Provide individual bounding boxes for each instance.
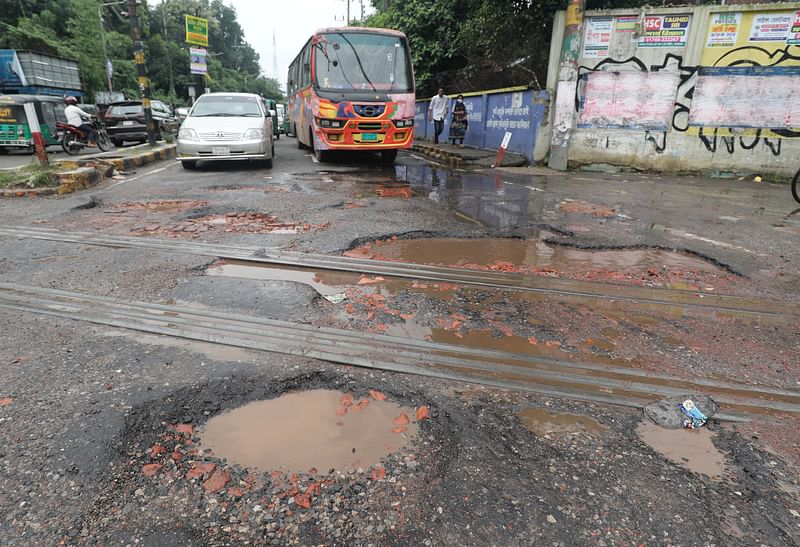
[361,133,378,142]
[212,146,230,155]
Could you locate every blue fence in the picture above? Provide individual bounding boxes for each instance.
[414,88,549,162]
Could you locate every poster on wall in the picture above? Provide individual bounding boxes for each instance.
[582,17,613,58]
[615,15,638,33]
[788,10,800,44]
[638,14,691,47]
[748,12,793,42]
[706,12,741,47]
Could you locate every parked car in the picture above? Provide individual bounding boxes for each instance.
[176,92,274,170]
[263,98,280,140]
[175,106,190,123]
[104,100,178,146]
[276,103,286,134]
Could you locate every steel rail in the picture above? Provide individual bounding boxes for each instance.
[1,225,797,319]
[2,283,799,420]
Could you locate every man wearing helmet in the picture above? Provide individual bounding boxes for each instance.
[64,96,97,147]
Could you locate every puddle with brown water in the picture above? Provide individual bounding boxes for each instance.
[517,407,606,436]
[199,389,418,473]
[637,421,728,480]
[347,237,724,277]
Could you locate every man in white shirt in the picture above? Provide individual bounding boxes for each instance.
[428,88,448,145]
[64,96,96,146]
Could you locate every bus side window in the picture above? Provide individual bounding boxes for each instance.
[301,45,311,87]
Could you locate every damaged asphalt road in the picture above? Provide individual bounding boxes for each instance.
[0,139,799,545]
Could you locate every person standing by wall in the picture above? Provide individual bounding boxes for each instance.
[448,94,468,147]
[428,88,448,145]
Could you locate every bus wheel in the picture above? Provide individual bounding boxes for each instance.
[380,149,398,164]
[296,125,304,149]
[315,147,330,162]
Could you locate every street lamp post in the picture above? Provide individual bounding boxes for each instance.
[98,0,127,92]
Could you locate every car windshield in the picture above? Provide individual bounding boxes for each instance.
[109,105,142,115]
[314,32,412,92]
[191,96,263,117]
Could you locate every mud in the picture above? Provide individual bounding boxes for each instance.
[199,389,419,473]
[637,421,728,480]
[517,407,607,436]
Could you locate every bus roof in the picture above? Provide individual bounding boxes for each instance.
[0,94,67,105]
[312,26,407,39]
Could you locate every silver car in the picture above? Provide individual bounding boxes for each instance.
[177,92,274,169]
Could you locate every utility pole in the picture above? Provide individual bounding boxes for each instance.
[548,0,585,171]
[128,0,157,146]
[346,0,350,26]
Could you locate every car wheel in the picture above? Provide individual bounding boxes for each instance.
[181,160,197,170]
[262,157,273,169]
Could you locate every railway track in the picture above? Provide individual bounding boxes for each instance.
[1,225,798,320]
[2,282,799,421]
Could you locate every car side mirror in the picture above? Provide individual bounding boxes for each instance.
[269,109,277,117]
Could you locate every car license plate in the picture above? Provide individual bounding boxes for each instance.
[122,120,134,126]
[361,133,378,142]
[212,146,230,156]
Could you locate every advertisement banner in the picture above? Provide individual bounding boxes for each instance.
[190,47,208,75]
[185,15,209,46]
[788,10,800,45]
[638,14,691,48]
[582,16,613,58]
[706,12,741,48]
[615,15,638,33]
[748,12,792,42]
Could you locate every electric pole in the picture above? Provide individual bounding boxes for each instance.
[128,0,157,146]
[272,30,278,80]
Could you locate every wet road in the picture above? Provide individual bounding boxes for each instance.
[1,137,799,545]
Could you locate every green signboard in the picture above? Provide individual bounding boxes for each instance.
[185,15,208,47]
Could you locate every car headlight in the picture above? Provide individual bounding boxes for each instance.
[178,128,199,141]
[243,128,265,140]
[393,119,415,128]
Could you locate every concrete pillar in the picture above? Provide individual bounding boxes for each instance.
[548,0,585,171]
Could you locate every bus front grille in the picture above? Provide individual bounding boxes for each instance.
[357,122,382,131]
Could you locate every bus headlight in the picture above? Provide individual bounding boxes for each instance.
[317,118,345,129]
[392,119,415,128]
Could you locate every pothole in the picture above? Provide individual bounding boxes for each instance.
[199,389,419,474]
[130,213,328,237]
[107,200,210,212]
[205,260,358,296]
[517,407,607,436]
[637,421,728,480]
[345,237,734,289]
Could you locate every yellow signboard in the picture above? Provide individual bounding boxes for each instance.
[185,15,208,47]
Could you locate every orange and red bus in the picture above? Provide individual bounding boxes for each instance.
[287,27,415,163]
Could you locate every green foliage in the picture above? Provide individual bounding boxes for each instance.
[0,0,284,103]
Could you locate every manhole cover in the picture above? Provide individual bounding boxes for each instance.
[199,389,419,473]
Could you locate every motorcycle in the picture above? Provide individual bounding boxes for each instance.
[57,118,112,155]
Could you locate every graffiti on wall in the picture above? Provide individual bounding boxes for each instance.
[576,8,800,158]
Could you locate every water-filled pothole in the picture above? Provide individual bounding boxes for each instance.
[199,389,419,473]
[637,421,728,480]
[517,407,607,436]
[206,260,359,296]
[346,237,724,275]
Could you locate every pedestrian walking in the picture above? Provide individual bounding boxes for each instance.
[448,94,468,147]
[428,88,448,145]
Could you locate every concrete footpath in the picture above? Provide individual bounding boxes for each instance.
[412,140,527,168]
[0,143,175,198]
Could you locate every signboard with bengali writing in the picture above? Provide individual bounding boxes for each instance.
[190,48,208,75]
[615,15,638,33]
[582,17,613,58]
[185,15,208,47]
[638,14,691,48]
[707,12,741,48]
[748,12,792,42]
[788,10,800,45]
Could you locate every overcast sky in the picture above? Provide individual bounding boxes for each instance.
[228,0,375,91]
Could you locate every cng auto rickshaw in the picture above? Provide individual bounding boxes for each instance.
[0,94,66,154]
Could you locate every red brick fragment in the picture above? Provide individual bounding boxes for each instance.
[393,413,410,426]
[203,469,231,493]
[142,463,163,478]
[416,406,430,421]
[369,390,387,401]
[150,444,167,456]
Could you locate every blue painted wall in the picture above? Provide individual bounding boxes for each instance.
[415,89,549,162]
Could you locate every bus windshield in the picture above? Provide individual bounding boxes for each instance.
[314,32,412,93]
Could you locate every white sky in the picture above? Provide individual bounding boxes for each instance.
[229,0,375,92]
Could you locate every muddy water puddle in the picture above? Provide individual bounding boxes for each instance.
[637,421,728,480]
[199,389,418,473]
[206,260,360,296]
[517,407,606,436]
[347,237,725,279]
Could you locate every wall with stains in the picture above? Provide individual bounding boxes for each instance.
[551,4,800,176]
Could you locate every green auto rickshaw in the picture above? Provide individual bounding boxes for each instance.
[0,94,66,154]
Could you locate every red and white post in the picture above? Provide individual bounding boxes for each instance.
[493,131,512,168]
[23,102,49,166]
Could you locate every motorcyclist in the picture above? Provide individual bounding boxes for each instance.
[63,96,97,147]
